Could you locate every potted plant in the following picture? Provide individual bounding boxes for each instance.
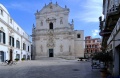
[21,58,25,61]
[92,52,113,77]
[15,58,19,61]
[92,52,113,68]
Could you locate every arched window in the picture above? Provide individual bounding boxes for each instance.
[0,10,3,16]
[0,29,6,44]
[91,50,92,53]
[49,22,53,29]
[77,34,80,38]
[90,45,91,48]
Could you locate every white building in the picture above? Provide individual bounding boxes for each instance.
[32,2,84,59]
[0,4,31,62]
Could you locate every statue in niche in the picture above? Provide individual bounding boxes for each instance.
[69,45,71,52]
[60,19,63,24]
[60,45,63,52]
[69,45,72,55]
[49,37,53,43]
[40,45,43,52]
[41,21,43,26]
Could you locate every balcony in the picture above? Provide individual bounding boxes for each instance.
[107,17,120,44]
[107,5,119,15]
[99,5,120,37]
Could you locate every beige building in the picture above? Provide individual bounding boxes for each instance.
[32,2,84,59]
[84,36,101,58]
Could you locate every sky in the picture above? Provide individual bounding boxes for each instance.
[0,0,103,38]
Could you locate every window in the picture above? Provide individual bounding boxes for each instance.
[91,50,92,53]
[87,50,88,53]
[23,55,26,60]
[16,54,20,60]
[89,40,91,43]
[41,21,43,26]
[60,19,63,24]
[87,46,88,48]
[28,46,29,52]
[10,19,12,24]
[0,10,3,16]
[16,40,20,49]
[90,45,91,48]
[9,36,14,47]
[0,30,5,44]
[95,50,97,52]
[77,34,80,38]
[17,27,19,32]
[49,22,53,29]
[23,43,26,50]
[95,45,97,48]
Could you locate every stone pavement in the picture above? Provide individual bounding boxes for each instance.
[0,58,101,78]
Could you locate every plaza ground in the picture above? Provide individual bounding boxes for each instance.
[0,58,101,78]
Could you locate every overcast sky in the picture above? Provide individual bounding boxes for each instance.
[0,0,103,38]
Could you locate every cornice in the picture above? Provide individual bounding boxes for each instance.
[0,18,31,43]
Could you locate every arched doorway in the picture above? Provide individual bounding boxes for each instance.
[9,49,13,61]
[49,22,53,29]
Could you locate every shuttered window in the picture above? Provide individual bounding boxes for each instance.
[16,40,20,49]
[0,30,6,44]
[9,36,14,47]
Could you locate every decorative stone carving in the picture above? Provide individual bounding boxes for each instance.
[35,36,40,40]
[60,45,63,52]
[36,16,40,19]
[46,18,56,23]
[40,45,43,52]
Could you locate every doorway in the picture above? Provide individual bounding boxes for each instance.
[49,49,54,57]
[0,51,4,62]
[10,49,13,61]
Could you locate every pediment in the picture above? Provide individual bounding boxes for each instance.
[37,2,69,15]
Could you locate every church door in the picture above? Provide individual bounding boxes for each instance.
[49,49,54,57]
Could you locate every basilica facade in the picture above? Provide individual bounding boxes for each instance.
[32,2,84,59]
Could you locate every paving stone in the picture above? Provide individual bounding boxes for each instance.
[0,58,101,78]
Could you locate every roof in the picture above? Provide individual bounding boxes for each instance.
[0,3,9,15]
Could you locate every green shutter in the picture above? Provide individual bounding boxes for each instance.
[9,36,11,45]
[3,32,5,44]
[12,37,14,47]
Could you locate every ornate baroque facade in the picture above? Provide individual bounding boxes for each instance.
[0,4,31,62]
[32,2,84,59]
